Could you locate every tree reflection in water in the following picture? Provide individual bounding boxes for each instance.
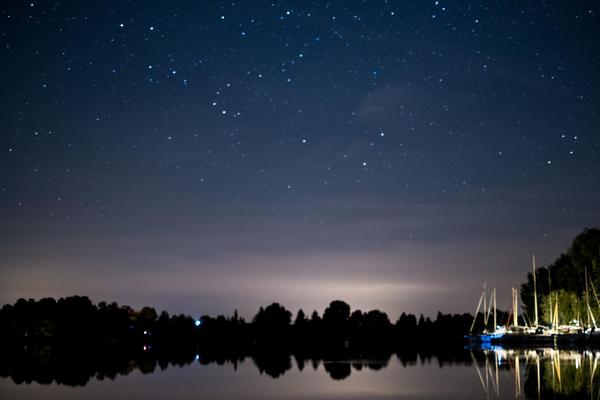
[1,344,470,385]
[5,343,600,400]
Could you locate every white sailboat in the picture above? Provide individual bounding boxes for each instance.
[467,283,505,344]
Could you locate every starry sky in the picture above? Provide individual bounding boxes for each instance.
[1,1,599,318]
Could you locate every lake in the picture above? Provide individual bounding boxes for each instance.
[1,347,598,399]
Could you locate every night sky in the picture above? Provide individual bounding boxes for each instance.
[1,1,599,318]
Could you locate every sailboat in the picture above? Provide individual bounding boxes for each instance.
[467,256,599,347]
[581,267,600,342]
[500,256,596,346]
[524,254,552,335]
[500,255,558,345]
[466,283,505,345]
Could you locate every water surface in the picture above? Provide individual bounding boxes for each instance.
[1,348,597,399]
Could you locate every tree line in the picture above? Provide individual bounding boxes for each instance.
[0,297,482,351]
[0,296,482,385]
[0,297,487,385]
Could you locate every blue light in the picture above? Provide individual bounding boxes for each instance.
[195,319,201,327]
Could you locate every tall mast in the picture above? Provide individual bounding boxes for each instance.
[470,288,485,334]
[533,254,538,326]
[493,288,497,330]
[576,297,580,327]
[585,267,597,329]
[548,272,553,328]
[512,287,519,326]
[588,270,600,324]
[586,267,591,327]
[483,282,487,330]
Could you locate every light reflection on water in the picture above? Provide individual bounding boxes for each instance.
[472,347,600,399]
[2,347,600,399]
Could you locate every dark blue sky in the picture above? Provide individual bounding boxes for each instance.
[1,1,599,318]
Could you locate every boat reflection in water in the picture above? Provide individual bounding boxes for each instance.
[471,346,600,399]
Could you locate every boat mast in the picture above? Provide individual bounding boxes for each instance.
[586,267,598,329]
[493,288,497,330]
[587,267,592,328]
[512,287,519,326]
[532,254,538,327]
[485,290,494,328]
[576,297,580,327]
[548,272,554,329]
[470,287,485,334]
[483,282,487,330]
[588,270,600,321]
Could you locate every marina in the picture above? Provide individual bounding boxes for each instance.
[468,254,600,349]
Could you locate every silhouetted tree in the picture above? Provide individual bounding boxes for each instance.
[324,362,351,380]
[253,303,292,347]
[323,300,350,326]
[294,309,307,325]
[322,300,350,346]
[253,303,292,327]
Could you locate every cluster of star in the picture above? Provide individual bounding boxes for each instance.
[0,0,598,225]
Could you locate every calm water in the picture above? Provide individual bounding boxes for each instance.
[1,348,598,399]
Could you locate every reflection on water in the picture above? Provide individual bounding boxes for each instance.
[2,345,600,399]
[473,347,600,399]
[0,344,472,386]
